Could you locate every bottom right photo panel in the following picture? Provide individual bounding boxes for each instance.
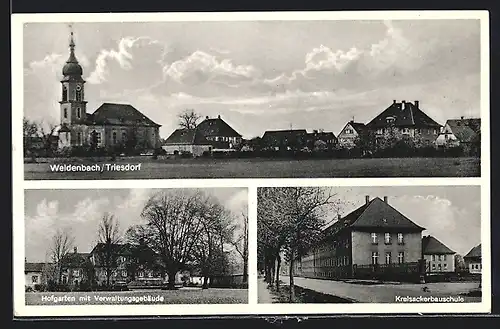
[257,185,482,304]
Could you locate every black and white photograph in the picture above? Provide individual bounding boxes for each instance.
[19,16,485,180]
[23,187,248,305]
[257,186,483,304]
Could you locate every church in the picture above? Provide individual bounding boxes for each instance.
[56,32,161,152]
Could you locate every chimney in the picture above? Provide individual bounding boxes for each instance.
[461,116,464,120]
[337,213,341,220]
[365,195,370,205]
[393,100,396,104]
[218,114,221,119]
[205,116,209,120]
[414,100,419,108]
[402,100,406,110]
[313,129,318,134]
[384,196,388,204]
[73,247,77,254]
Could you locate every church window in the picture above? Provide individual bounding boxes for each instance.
[62,86,68,102]
[76,107,81,119]
[112,131,117,144]
[96,132,102,145]
[64,108,68,119]
[76,85,82,101]
[122,131,127,143]
[77,132,82,145]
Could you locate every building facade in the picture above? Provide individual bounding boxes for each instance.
[56,32,161,152]
[337,121,367,149]
[366,100,441,146]
[25,262,48,289]
[287,196,425,282]
[163,128,213,157]
[435,117,481,155]
[422,235,456,273]
[195,115,243,150]
[464,244,482,274]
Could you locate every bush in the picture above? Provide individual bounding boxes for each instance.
[25,286,34,292]
[34,284,46,292]
[180,151,193,158]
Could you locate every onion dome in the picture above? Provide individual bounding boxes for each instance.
[62,32,83,77]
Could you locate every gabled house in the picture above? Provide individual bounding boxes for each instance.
[162,128,213,157]
[195,115,242,150]
[366,100,441,146]
[422,235,456,273]
[464,244,481,274]
[261,129,308,151]
[294,196,425,281]
[337,121,367,149]
[435,117,481,153]
[306,130,338,151]
[25,262,50,289]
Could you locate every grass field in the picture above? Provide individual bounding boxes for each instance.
[25,288,248,305]
[24,156,480,179]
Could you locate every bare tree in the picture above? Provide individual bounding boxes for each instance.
[178,109,201,130]
[23,117,59,159]
[49,229,75,284]
[97,213,122,287]
[229,206,248,283]
[140,189,206,289]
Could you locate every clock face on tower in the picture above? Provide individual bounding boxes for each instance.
[76,85,82,91]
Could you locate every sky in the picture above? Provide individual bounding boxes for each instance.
[24,188,248,262]
[22,19,481,139]
[316,186,481,256]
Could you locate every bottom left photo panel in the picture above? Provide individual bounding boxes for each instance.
[22,187,249,306]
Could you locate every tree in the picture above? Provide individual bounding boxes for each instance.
[258,187,339,301]
[140,189,207,289]
[49,229,75,284]
[229,207,248,283]
[97,213,122,287]
[178,109,201,130]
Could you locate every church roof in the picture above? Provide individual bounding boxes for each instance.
[164,128,212,145]
[61,32,84,81]
[196,116,241,138]
[366,100,441,129]
[422,235,455,254]
[86,103,161,127]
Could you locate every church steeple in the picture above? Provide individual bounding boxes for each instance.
[62,27,83,78]
[67,31,78,64]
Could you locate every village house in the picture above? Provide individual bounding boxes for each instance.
[435,117,481,154]
[195,115,243,151]
[464,244,482,274]
[261,129,308,151]
[284,196,425,281]
[162,128,213,157]
[55,32,161,151]
[60,247,93,288]
[337,121,367,149]
[25,262,49,290]
[422,235,456,273]
[306,130,338,151]
[366,100,441,146]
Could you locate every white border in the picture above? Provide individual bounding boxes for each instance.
[12,10,491,317]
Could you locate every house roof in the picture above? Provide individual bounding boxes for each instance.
[196,116,241,138]
[308,131,338,141]
[163,128,212,145]
[422,235,455,254]
[262,129,308,142]
[62,252,91,267]
[25,262,46,272]
[445,118,481,143]
[464,244,481,259]
[366,101,441,129]
[323,197,425,238]
[86,103,161,127]
[340,121,367,136]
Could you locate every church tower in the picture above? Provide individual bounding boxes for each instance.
[60,30,87,127]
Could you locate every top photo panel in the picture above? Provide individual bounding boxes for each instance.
[18,14,487,180]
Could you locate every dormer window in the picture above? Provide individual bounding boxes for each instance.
[402,128,410,134]
[386,116,396,124]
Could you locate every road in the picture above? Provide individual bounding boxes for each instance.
[257,277,278,304]
[281,276,481,303]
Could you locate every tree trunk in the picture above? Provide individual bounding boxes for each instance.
[202,275,209,289]
[275,254,281,292]
[289,255,295,303]
[106,269,111,288]
[167,269,177,290]
[243,248,248,284]
[269,258,275,286]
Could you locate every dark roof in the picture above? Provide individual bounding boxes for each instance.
[262,129,308,142]
[366,101,441,129]
[90,243,133,256]
[164,129,211,145]
[62,252,90,267]
[58,124,71,133]
[308,131,338,141]
[196,116,241,138]
[323,197,425,237]
[464,244,481,259]
[342,121,367,135]
[422,235,455,254]
[25,262,46,272]
[445,118,481,143]
[86,103,161,127]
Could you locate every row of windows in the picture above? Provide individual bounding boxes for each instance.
[63,107,83,119]
[371,251,405,265]
[431,263,448,271]
[371,232,404,245]
[471,264,481,270]
[376,128,438,135]
[431,254,449,261]
[62,86,84,102]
